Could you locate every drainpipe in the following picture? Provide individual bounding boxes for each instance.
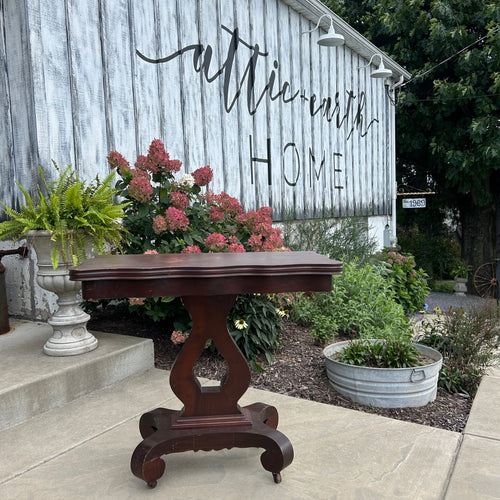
[0,247,28,334]
[388,77,405,247]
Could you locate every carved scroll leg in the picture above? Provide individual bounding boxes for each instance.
[139,408,176,439]
[259,430,294,483]
[130,436,167,488]
[231,426,293,484]
[244,402,279,429]
[242,403,293,482]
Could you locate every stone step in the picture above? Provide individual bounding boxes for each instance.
[0,367,177,486]
[0,319,154,432]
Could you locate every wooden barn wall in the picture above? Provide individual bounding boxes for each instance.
[0,0,394,221]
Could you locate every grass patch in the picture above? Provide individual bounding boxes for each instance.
[432,280,455,294]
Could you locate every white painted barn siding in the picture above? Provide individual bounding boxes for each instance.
[1,0,409,219]
[0,0,410,319]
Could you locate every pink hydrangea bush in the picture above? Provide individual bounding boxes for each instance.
[107,138,285,255]
[108,139,287,363]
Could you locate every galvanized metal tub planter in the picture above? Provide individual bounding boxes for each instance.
[323,341,443,408]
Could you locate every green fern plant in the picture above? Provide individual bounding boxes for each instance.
[0,162,128,267]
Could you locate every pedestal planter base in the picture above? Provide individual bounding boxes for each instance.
[453,278,468,296]
[44,311,97,356]
[28,230,98,356]
[323,341,443,408]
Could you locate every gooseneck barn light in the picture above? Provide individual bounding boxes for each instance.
[302,14,345,47]
[360,53,393,79]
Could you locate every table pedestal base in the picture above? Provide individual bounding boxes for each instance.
[71,252,340,488]
[131,402,294,487]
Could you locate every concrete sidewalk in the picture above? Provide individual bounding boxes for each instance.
[1,320,499,499]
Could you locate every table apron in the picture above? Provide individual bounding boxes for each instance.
[79,274,333,300]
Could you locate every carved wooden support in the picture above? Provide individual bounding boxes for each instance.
[70,251,341,488]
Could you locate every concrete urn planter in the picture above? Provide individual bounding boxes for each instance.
[323,341,443,408]
[453,278,468,296]
[28,230,98,356]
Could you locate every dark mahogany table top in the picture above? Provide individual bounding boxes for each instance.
[70,251,342,299]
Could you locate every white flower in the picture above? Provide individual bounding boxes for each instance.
[178,173,195,188]
[234,319,248,330]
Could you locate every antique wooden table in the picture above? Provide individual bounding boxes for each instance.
[70,251,341,488]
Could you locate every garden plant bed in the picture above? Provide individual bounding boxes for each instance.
[88,309,472,433]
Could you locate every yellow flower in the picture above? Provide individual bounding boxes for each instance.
[276,307,289,318]
[234,319,248,330]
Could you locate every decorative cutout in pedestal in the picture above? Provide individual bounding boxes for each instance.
[192,340,230,388]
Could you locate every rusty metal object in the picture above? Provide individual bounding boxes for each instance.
[473,261,498,299]
[0,247,28,334]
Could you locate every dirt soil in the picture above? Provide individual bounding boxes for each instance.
[88,307,473,433]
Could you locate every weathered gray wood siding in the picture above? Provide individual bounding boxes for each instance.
[0,0,395,221]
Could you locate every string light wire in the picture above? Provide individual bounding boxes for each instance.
[400,25,500,88]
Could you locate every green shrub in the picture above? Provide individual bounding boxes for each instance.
[227,294,289,370]
[451,260,473,279]
[281,215,377,263]
[432,281,455,294]
[376,247,430,314]
[338,338,422,368]
[311,315,339,344]
[397,228,461,280]
[292,262,411,344]
[417,306,500,395]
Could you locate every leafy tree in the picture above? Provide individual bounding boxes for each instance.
[325,0,500,272]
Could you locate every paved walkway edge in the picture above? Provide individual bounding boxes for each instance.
[444,365,500,500]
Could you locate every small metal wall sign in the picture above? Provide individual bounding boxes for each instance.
[402,198,426,209]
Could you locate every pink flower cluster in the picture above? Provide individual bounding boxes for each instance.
[192,166,213,187]
[237,206,273,230]
[181,245,202,254]
[210,206,225,222]
[206,191,243,217]
[190,234,246,253]
[107,151,130,174]
[165,206,189,231]
[227,242,245,253]
[238,207,283,251]
[152,207,190,234]
[135,139,182,174]
[128,170,154,203]
[170,191,189,210]
[204,232,227,252]
[247,231,283,252]
[171,330,189,345]
[152,215,167,234]
[384,251,411,266]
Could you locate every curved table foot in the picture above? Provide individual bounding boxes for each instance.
[139,408,174,439]
[245,402,279,429]
[130,405,293,488]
